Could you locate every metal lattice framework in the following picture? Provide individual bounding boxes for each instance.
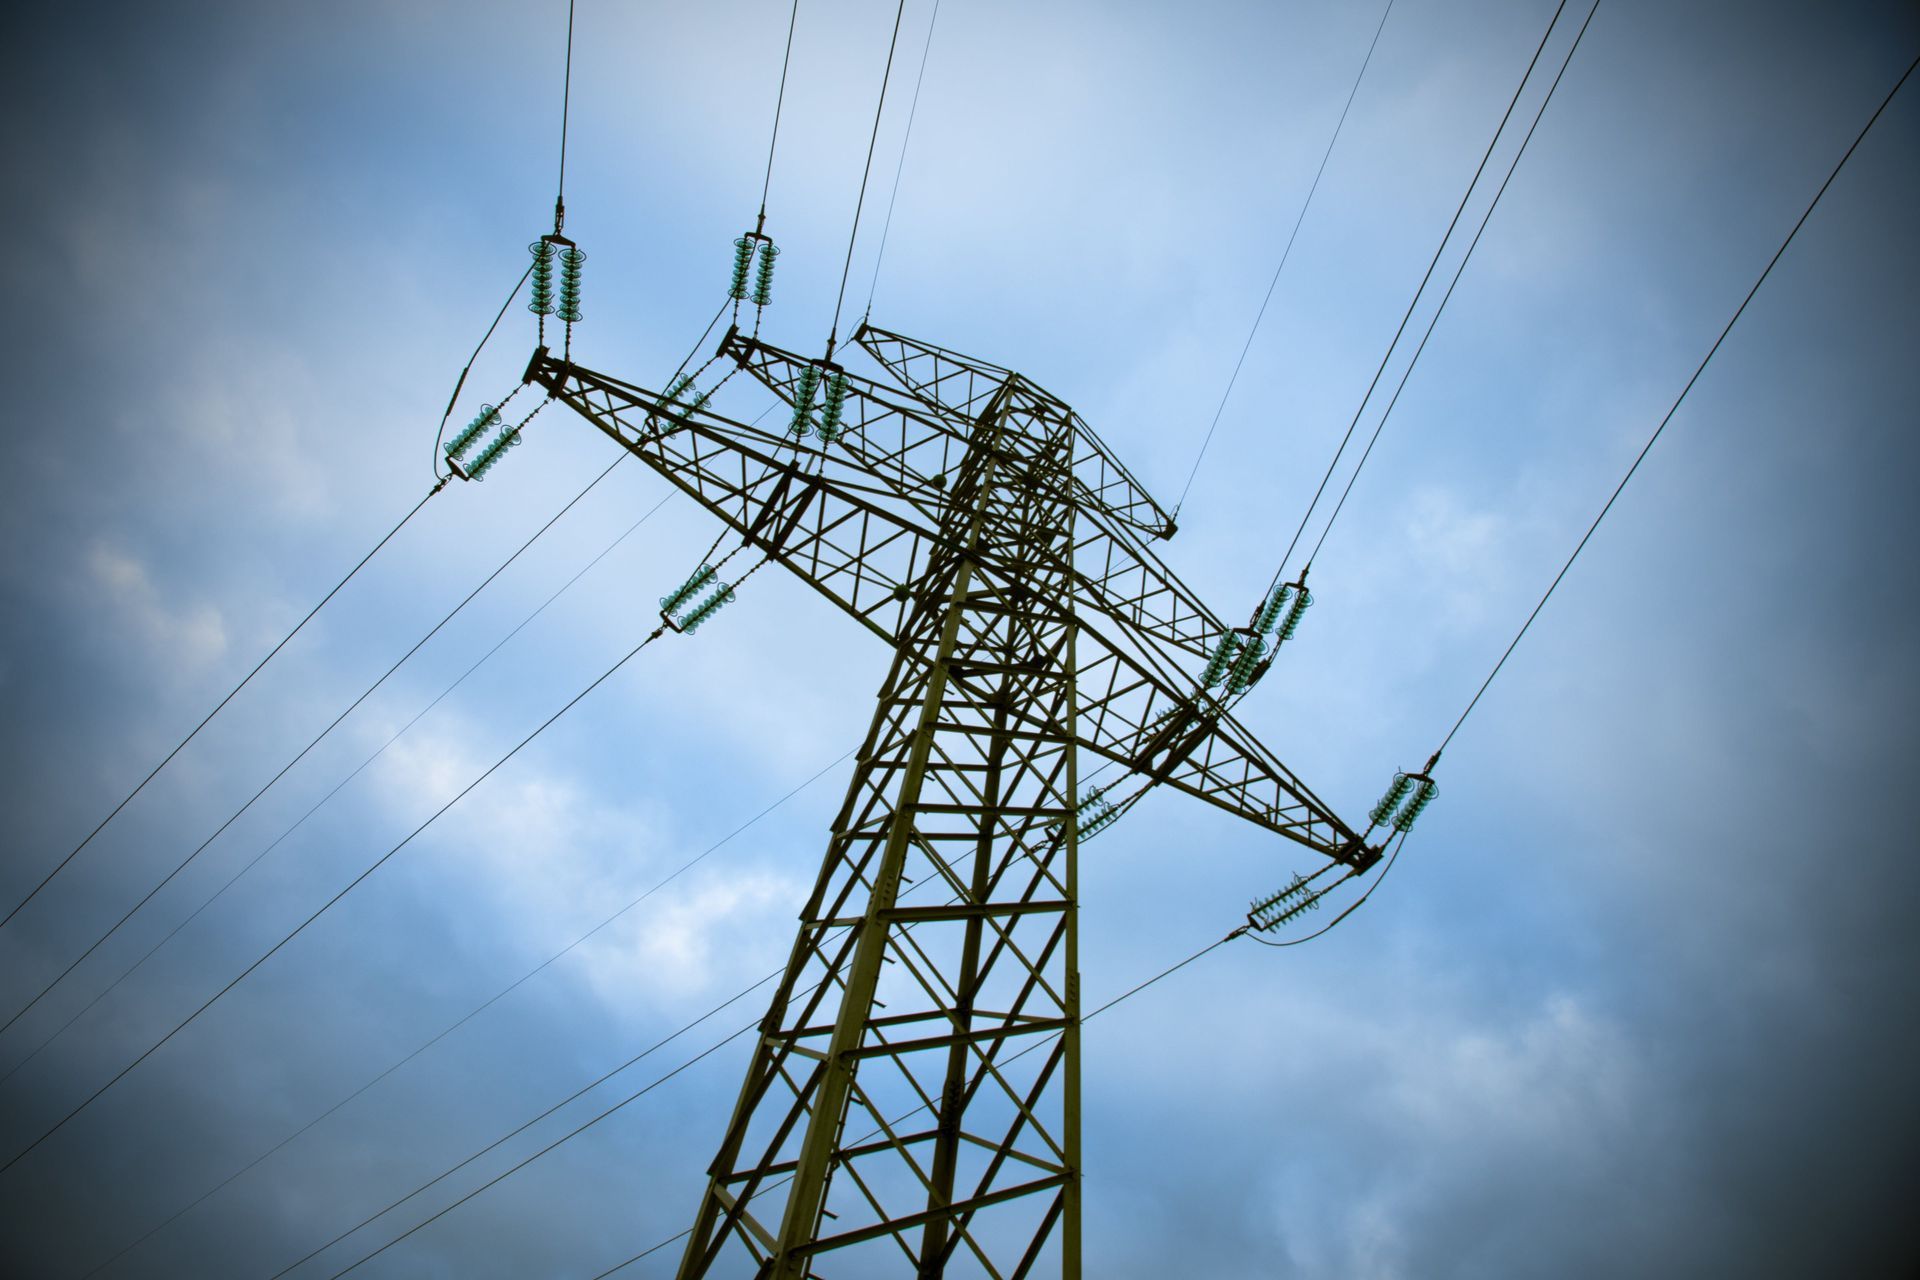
[524,322,1379,1278]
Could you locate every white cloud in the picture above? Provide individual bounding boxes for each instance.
[85,540,230,671]
[353,708,806,1020]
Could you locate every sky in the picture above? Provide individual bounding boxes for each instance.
[1,0,1917,1276]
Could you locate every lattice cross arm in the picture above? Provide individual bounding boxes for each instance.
[525,349,946,643]
[856,324,1176,538]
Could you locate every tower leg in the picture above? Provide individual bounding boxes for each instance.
[676,390,1082,1278]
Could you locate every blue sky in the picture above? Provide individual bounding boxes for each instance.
[2,1,1917,1276]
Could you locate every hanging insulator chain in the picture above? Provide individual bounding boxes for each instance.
[1255,582,1291,635]
[1144,702,1196,740]
[466,420,523,481]
[660,563,718,617]
[446,404,501,463]
[790,364,820,438]
[729,236,756,302]
[1225,633,1265,695]
[677,581,737,634]
[1368,773,1413,828]
[1247,873,1322,933]
[1276,584,1313,641]
[725,232,780,309]
[1049,785,1120,842]
[528,239,557,317]
[556,245,585,324]
[1253,573,1313,647]
[1369,769,1438,834]
[656,373,693,425]
[1081,801,1122,841]
[817,372,850,445]
[752,239,780,308]
[1200,632,1241,689]
[1393,776,1438,832]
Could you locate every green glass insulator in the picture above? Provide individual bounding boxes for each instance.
[790,365,820,437]
[660,563,716,614]
[1146,704,1193,740]
[1256,585,1291,635]
[528,240,556,316]
[1393,779,1437,833]
[752,240,780,308]
[556,247,585,324]
[1201,633,1240,688]
[653,375,693,432]
[682,584,736,634]
[729,236,754,301]
[1278,588,1313,642]
[446,405,499,461]
[1250,874,1310,931]
[817,371,850,445]
[1370,773,1412,828]
[660,374,692,414]
[471,425,518,479]
[1226,635,1265,694]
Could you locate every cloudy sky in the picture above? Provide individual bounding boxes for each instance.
[2,0,1916,1276]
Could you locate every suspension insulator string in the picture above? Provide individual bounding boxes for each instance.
[450,396,549,484]
[444,403,502,466]
[788,363,821,438]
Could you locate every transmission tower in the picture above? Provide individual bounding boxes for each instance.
[522,321,1381,1278]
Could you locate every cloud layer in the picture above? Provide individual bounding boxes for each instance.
[2,1,1917,1277]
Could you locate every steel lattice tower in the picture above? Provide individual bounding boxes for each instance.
[528,322,1379,1278]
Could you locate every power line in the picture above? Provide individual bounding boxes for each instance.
[431,258,536,481]
[77,742,851,1278]
[332,1021,762,1280]
[582,926,1263,1279]
[1302,0,1600,571]
[262,975,787,1280]
[827,0,909,358]
[0,450,627,1044]
[5,312,733,1089]
[1171,0,1397,517]
[1437,48,1920,759]
[7,492,670,1095]
[1247,830,1411,948]
[1266,0,1574,598]
[758,0,803,228]
[303,861,991,1278]
[554,0,577,231]
[863,0,942,320]
[0,483,444,936]
[0,624,674,1179]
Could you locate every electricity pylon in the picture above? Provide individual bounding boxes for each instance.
[526,322,1380,1278]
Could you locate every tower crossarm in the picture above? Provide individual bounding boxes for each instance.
[524,350,947,644]
[857,324,1175,538]
[529,344,1374,869]
[726,332,1235,666]
[1060,610,1374,867]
